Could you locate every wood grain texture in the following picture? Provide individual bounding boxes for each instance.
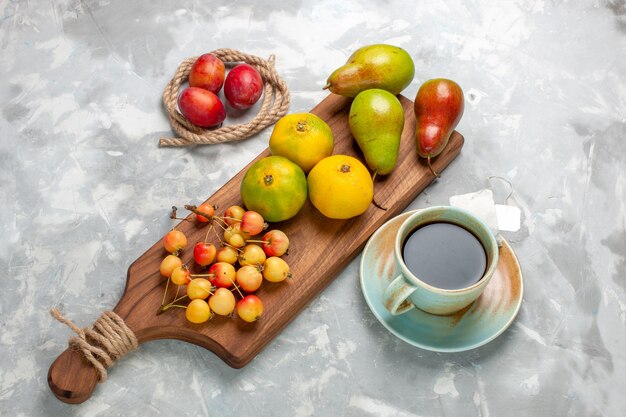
[48,93,464,403]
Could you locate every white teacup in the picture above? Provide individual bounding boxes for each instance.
[382,206,499,316]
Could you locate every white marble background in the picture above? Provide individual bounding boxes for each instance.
[1,0,625,416]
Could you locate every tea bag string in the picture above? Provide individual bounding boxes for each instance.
[488,175,514,204]
[50,308,138,382]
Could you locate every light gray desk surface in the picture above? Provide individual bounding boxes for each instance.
[1,1,625,415]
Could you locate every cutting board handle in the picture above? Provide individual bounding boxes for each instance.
[48,347,100,404]
[47,305,143,404]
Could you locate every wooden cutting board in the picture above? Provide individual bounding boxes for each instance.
[48,93,464,404]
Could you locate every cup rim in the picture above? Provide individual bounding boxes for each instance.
[394,205,499,294]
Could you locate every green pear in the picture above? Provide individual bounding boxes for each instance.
[325,44,415,98]
[349,89,405,175]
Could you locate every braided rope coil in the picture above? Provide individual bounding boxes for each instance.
[50,308,138,382]
[159,48,290,147]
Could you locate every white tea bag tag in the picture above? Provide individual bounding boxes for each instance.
[495,204,521,232]
[449,189,499,236]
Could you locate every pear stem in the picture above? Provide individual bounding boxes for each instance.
[427,156,440,178]
[322,82,330,90]
[371,171,388,211]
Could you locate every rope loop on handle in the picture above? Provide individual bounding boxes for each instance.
[159,48,290,147]
[50,308,138,382]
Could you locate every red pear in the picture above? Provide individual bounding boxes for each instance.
[414,79,464,176]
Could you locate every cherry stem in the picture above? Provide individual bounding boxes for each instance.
[184,204,215,222]
[204,224,213,243]
[224,242,244,253]
[212,216,229,228]
[161,276,170,307]
[170,207,192,223]
[245,239,269,244]
[191,273,215,277]
[228,276,244,298]
[157,304,187,315]
[221,216,241,223]
[173,293,189,302]
[214,221,228,231]
[211,225,223,244]
[156,294,189,315]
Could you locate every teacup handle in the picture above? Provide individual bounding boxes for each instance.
[383,275,417,315]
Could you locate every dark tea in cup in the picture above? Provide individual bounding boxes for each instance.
[402,222,487,290]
